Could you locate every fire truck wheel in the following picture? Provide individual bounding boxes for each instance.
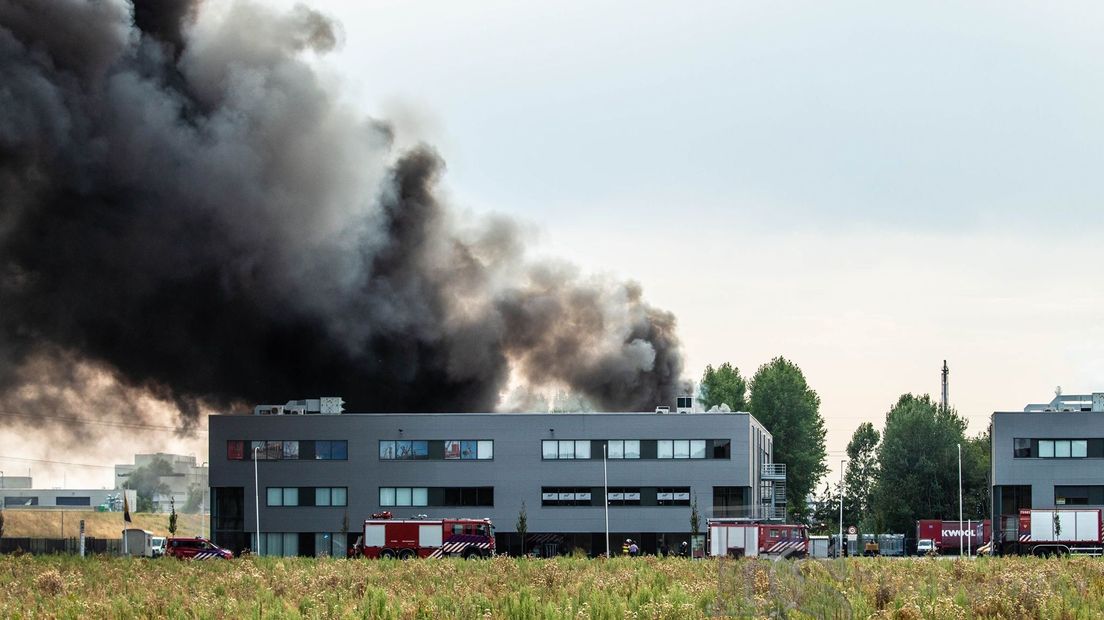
[398,549,415,560]
[462,549,480,560]
[379,549,396,559]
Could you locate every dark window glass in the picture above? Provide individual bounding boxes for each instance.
[332,441,347,460]
[712,440,731,459]
[412,441,429,460]
[1013,438,1031,458]
[315,441,332,460]
[56,496,90,506]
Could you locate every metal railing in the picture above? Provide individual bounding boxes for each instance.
[761,463,786,480]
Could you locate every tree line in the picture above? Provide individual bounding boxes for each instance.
[700,361,989,534]
[812,394,990,535]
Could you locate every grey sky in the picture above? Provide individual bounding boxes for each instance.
[279,0,1104,474]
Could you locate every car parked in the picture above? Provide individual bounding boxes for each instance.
[165,537,233,560]
[151,536,166,558]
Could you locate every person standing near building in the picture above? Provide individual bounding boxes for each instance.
[629,541,639,556]
[622,539,630,555]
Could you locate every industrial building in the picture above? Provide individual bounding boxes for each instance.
[115,453,209,513]
[991,390,1104,553]
[208,397,785,557]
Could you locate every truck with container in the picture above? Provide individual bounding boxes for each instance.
[999,509,1103,557]
[915,519,991,555]
[707,519,808,559]
[352,512,495,559]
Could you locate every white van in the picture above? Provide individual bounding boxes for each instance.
[917,538,936,556]
[151,537,167,557]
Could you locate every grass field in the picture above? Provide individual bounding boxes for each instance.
[2,510,205,538]
[1,554,1103,619]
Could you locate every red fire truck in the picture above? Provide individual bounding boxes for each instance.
[707,519,808,558]
[353,513,496,559]
[1000,509,1104,556]
[915,519,991,555]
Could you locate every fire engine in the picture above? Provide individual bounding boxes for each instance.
[707,519,808,558]
[1000,509,1104,556]
[353,512,496,559]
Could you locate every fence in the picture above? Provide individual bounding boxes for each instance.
[0,537,123,555]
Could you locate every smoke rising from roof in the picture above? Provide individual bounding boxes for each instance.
[0,0,683,438]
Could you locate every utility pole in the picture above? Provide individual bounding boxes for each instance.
[603,443,610,557]
[839,459,846,558]
[254,446,261,555]
[958,443,963,557]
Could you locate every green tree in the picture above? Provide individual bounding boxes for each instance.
[515,501,528,555]
[183,484,203,513]
[168,497,178,535]
[962,427,990,520]
[844,422,881,531]
[690,494,700,537]
[699,363,747,411]
[121,457,172,513]
[873,394,968,534]
[748,357,828,523]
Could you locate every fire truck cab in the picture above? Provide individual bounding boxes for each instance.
[354,513,495,559]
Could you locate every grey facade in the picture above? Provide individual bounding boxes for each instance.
[2,488,117,509]
[208,409,780,556]
[991,392,1104,552]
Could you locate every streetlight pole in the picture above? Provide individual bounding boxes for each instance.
[200,461,208,539]
[839,459,846,558]
[603,443,610,558]
[958,443,963,558]
[254,447,261,556]
[1,470,5,510]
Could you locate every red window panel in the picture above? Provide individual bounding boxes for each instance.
[227,440,244,460]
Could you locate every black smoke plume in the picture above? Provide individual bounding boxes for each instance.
[0,0,682,435]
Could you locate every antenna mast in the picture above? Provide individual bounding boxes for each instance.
[941,360,949,411]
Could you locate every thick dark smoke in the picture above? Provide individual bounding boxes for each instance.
[0,0,683,435]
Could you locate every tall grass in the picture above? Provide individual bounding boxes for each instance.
[1,554,1102,618]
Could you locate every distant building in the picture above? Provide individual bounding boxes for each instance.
[115,453,208,513]
[2,487,117,509]
[992,390,1104,554]
[0,475,33,490]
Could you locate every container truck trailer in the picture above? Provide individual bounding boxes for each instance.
[915,519,991,555]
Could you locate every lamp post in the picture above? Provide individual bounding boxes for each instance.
[603,443,610,557]
[838,459,846,558]
[254,446,261,556]
[199,461,208,539]
[958,443,963,558]
[1,470,5,510]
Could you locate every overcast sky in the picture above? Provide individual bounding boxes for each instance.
[13,0,1103,488]
[284,0,1104,474]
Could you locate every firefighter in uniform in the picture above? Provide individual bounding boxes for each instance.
[622,539,631,555]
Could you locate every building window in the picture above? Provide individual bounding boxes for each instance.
[1039,440,1088,459]
[658,440,707,459]
[441,487,494,506]
[1013,438,1031,458]
[379,487,428,507]
[315,440,348,460]
[315,487,347,507]
[379,440,429,460]
[607,487,641,506]
[267,487,299,507]
[1055,485,1103,506]
[444,440,493,460]
[713,439,731,459]
[656,487,691,506]
[542,440,592,460]
[541,487,593,506]
[56,497,91,506]
[227,440,245,460]
[607,440,641,459]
